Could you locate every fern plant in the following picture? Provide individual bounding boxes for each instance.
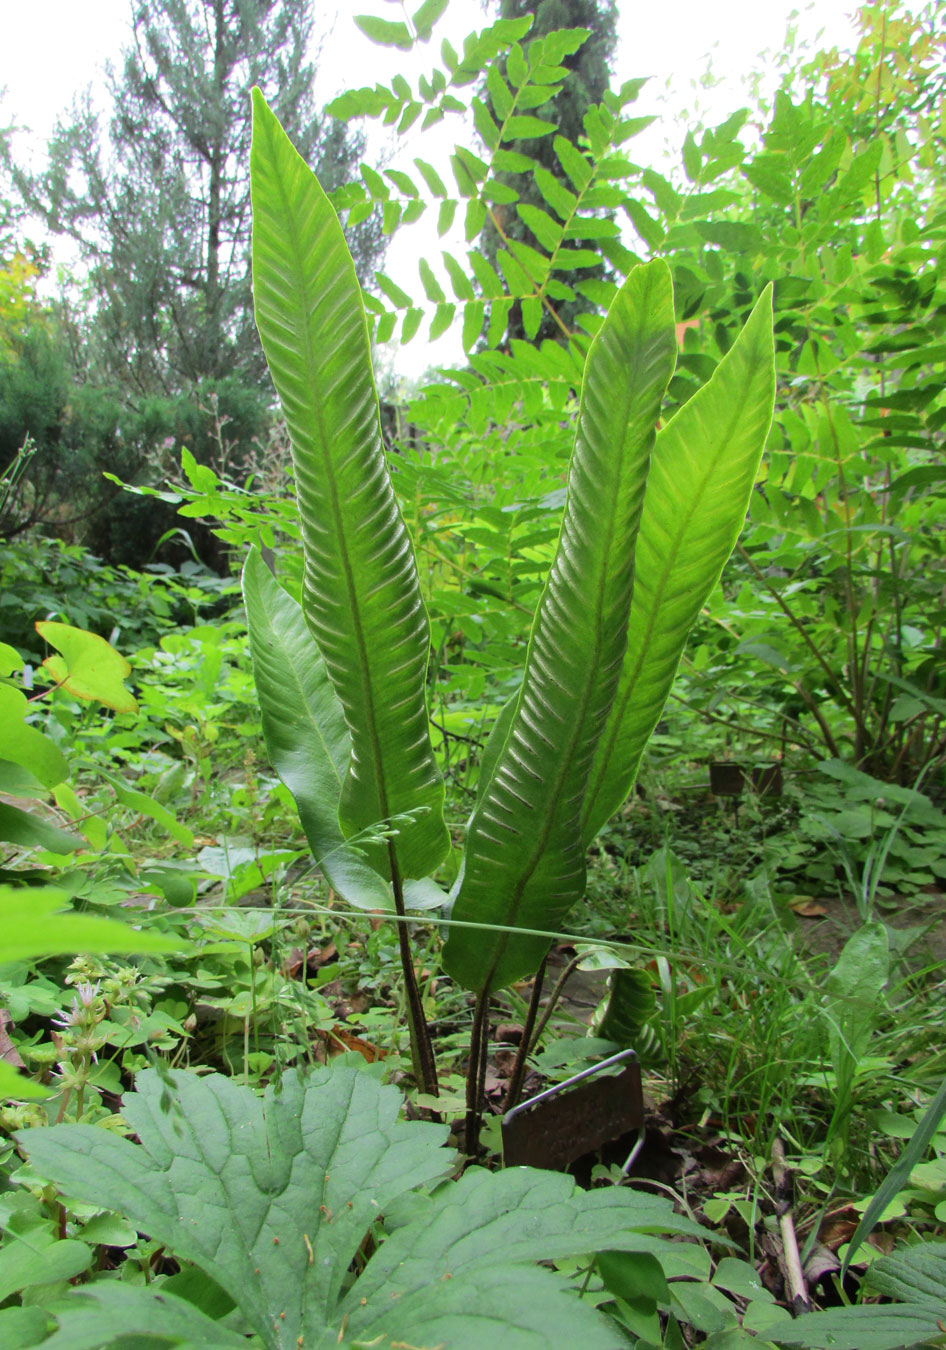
[245,88,775,1131]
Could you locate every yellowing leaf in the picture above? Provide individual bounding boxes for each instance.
[36,622,138,714]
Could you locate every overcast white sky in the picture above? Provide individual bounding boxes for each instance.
[1,0,863,374]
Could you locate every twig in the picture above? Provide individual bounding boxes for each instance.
[772,1138,811,1315]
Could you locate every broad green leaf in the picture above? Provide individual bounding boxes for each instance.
[341,1168,708,1347]
[20,1066,452,1350]
[0,641,22,675]
[352,1266,627,1348]
[743,156,794,205]
[0,756,41,793]
[0,1305,49,1348]
[353,14,412,49]
[401,305,424,343]
[486,295,512,346]
[430,300,456,339]
[581,286,776,844]
[468,250,503,298]
[51,782,90,834]
[486,64,513,119]
[411,0,448,41]
[461,197,483,240]
[472,96,501,149]
[443,261,677,992]
[482,175,518,204]
[413,156,447,197]
[0,1233,91,1303]
[385,168,418,197]
[597,1249,671,1304]
[521,294,542,338]
[865,1241,946,1307]
[774,1304,946,1350]
[555,134,593,190]
[0,885,182,963]
[437,197,457,235]
[0,1061,50,1101]
[534,164,577,220]
[497,246,534,296]
[507,41,528,86]
[0,801,82,853]
[682,130,702,181]
[250,91,449,883]
[825,921,889,1095]
[361,162,388,200]
[40,1283,246,1349]
[418,256,445,302]
[242,549,392,910]
[102,772,194,847]
[35,622,137,714]
[541,27,591,62]
[504,114,556,139]
[462,299,484,351]
[0,685,68,789]
[374,269,411,308]
[518,202,562,251]
[23,1068,712,1350]
[593,967,657,1045]
[712,1256,775,1303]
[442,250,475,300]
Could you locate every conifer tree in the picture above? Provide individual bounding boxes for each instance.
[17,0,380,396]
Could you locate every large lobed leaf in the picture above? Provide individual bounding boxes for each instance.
[340,1155,717,1350]
[444,260,677,992]
[20,1066,450,1350]
[250,90,448,883]
[20,1065,713,1350]
[39,1283,247,1348]
[581,286,775,843]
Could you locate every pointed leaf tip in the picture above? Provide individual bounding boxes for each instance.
[250,98,449,881]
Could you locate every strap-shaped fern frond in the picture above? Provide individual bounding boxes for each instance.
[443,260,678,993]
[581,286,775,845]
[242,548,393,910]
[250,91,448,883]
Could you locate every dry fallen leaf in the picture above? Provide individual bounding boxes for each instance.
[0,1007,25,1069]
[316,1024,386,1063]
[789,897,829,917]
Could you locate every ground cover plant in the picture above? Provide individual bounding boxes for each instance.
[1,1,945,1347]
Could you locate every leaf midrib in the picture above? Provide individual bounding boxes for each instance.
[263,115,392,834]
[252,572,345,796]
[581,356,766,841]
[472,330,659,987]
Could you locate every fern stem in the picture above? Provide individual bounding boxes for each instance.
[389,845,438,1097]
[526,950,586,1058]
[503,956,547,1112]
[465,988,491,1156]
